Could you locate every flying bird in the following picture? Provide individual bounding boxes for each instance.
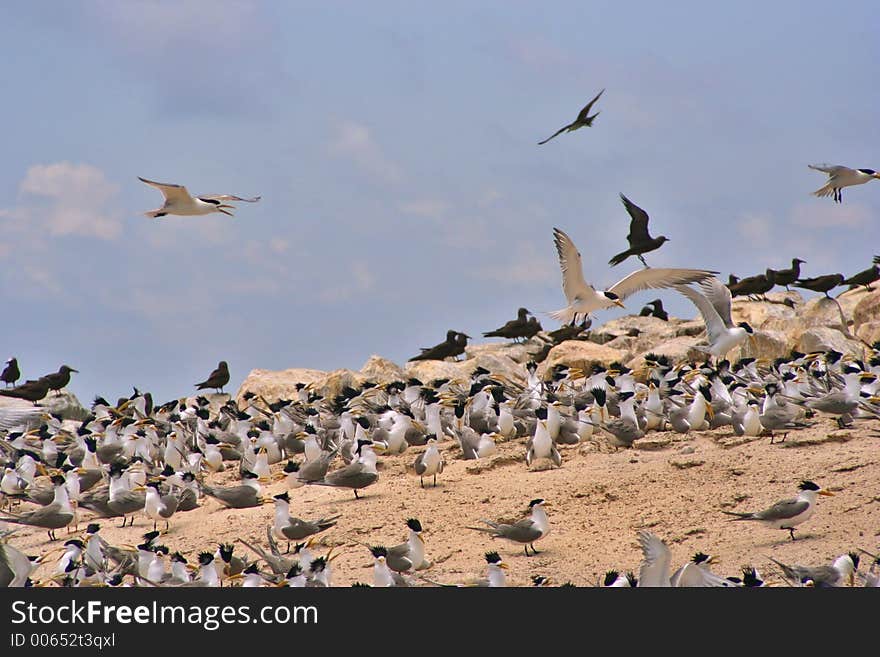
[808,164,880,203]
[139,177,260,218]
[608,194,670,267]
[537,89,604,145]
[675,277,756,358]
[550,227,716,325]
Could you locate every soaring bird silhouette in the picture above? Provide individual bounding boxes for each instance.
[608,194,670,267]
[537,89,604,145]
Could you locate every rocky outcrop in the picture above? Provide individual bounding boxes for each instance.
[234,290,878,401]
[0,390,89,422]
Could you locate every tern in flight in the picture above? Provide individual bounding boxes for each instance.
[537,89,604,145]
[550,227,716,325]
[139,177,261,218]
[808,164,880,203]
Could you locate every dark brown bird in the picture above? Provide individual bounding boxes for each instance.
[795,273,845,298]
[728,272,775,299]
[41,365,78,394]
[767,258,806,291]
[0,377,50,404]
[408,331,470,362]
[194,361,230,393]
[545,318,592,344]
[483,308,530,341]
[638,299,668,321]
[608,194,670,267]
[843,257,880,291]
[1,358,19,387]
[537,89,604,145]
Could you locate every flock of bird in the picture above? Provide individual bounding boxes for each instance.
[2,90,879,588]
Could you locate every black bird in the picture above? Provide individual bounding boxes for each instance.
[795,273,845,298]
[483,308,530,341]
[195,361,230,393]
[767,258,806,291]
[545,318,592,344]
[638,299,668,321]
[608,194,670,267]
[408,331,470,362]
[41,365,78,394]
[1,358,20,387]
[843,257,880,291]
[0,378,50,404]
[537,88,604,145]
[728,272,775,299]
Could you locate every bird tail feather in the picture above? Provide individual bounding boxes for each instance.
[721,511,753,520]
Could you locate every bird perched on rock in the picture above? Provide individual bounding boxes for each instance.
[767,258,806,291]
[727,272,775,299]
[408,330,470,362]
[467,498,550,556]
[843,257,880,291]
[194,361,230,393]
[639,299,668,321]
[483,308,532,342]
[1,358,20,387]
[538,88,604,145]
[0,378,50,404]
[550,227,716,325]
[139,176,260,218]
[608,194,670,268]
[808,164,880,203]
[721,480,833,540]
[795,273,844,299]
[41,365,78,395]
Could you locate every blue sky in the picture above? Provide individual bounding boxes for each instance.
[1,1,878,403]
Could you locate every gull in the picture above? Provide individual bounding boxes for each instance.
[808,164,880,203]
[550,227,717,325]
[608,193,670,267]
[675,276,756,359]
[139,176,260,218]
[538,89,604,145]
[721,480,833,540]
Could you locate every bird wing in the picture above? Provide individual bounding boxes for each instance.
[608,268,717,302]
[808,163,850,176]
[138,177,193,204]
[537,125,571,145]
[553,228,595,304]
[199,194,261,203]
[754,497,809,522]
[575,88,605,123]
[619,193,652,245]
[676,279,733,340]
[637,531,671,586]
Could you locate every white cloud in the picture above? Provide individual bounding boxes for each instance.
[318,261,376,303]
[737,212,773,243]
[17,162,122,239]
[328,121,403,184]
[790,202,870,229]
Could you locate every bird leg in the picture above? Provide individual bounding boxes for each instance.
[420,476,424,488]
[354,490,360,500]
[638,254,648,268]
[788,528,796,541]
[433,474,437,487]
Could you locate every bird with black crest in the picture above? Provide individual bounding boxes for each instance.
[466,498,550,557]
[721,480,833,540]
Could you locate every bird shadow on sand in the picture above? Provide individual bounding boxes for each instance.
[753,532,820,548]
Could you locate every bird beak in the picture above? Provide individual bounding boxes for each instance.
[818,489,835,497]
[874,173,880,180]
[613,300,626,309]
[218,206,235,217]
[705,404,715,420]
[498,563,509,570]
[748,334,758,349]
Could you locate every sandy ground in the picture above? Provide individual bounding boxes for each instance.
[9,415,880,587]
